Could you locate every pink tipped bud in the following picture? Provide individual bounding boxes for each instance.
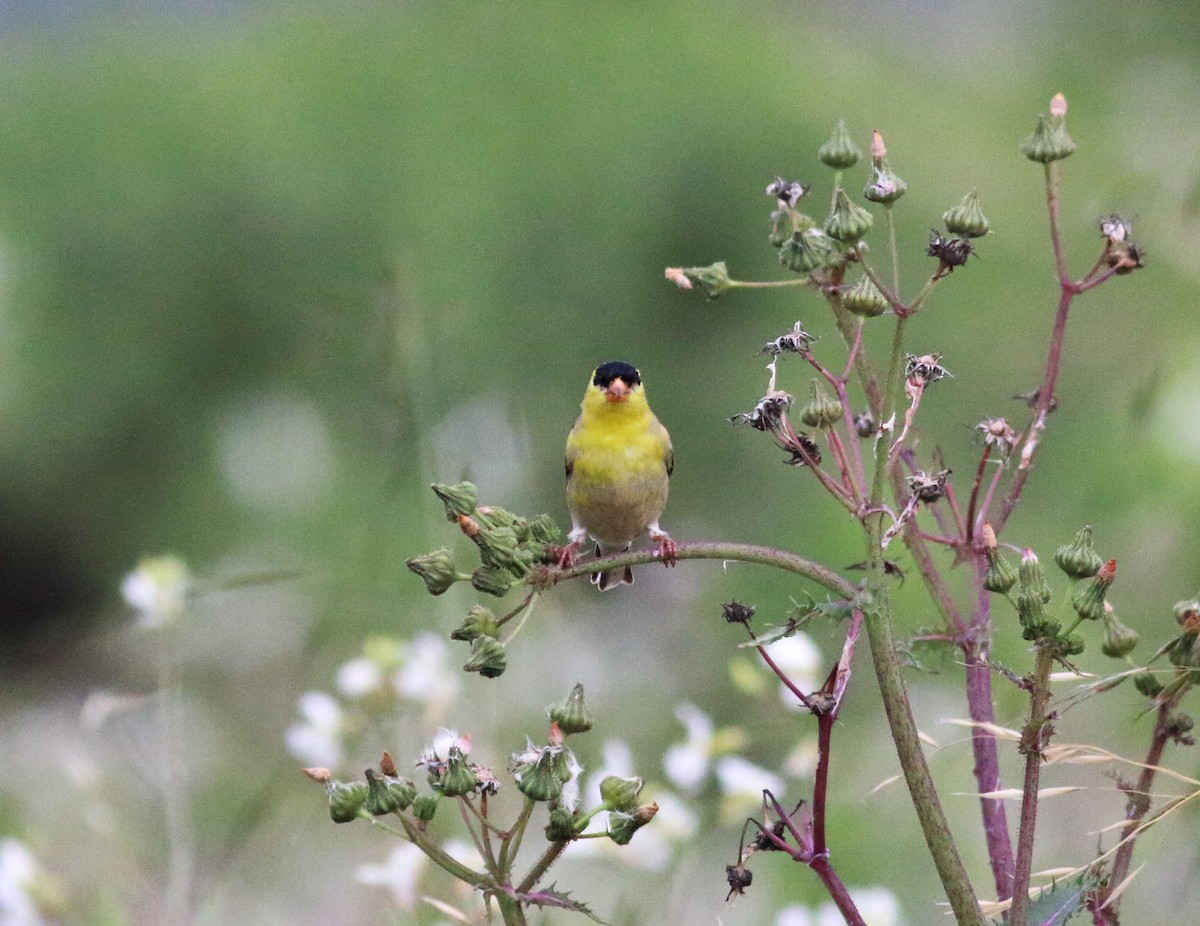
[1050,93,1067,117]
[871,129,886,159]
[981,522,997,549]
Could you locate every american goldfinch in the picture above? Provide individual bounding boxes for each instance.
[561,360,675,590]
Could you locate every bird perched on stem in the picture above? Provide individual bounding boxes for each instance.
[559,361,676,590]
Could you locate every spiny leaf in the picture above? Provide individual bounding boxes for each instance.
[518,884,608,924]
[1024,869,1102,926]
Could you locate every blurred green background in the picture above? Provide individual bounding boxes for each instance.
[2,1,1200,923]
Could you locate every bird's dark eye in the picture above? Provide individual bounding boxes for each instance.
[593,360,641,389]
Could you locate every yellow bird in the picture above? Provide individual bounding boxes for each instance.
[562,360,675,590]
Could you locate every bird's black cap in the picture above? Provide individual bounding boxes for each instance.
[593,361,641,388]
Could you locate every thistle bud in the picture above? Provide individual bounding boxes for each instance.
[841,275,889,317]
[664,262,732,299]
[548,683,593,735]
[599,775,644,813]
[545,806,578,841]
[942,190,991,239]
[800,380,841,428]
[464,635,507,678]
[406,548,462,596]
[431,482,478,520]
[328,780,369,823]
[607,803,658,845]
[1133,671,1164,698]
[412,795,439,821]
[526,513,561,545]
[438,747,480,797]
[450,605,500,642]
[475,526,523,572]
[471,565,518,597]
[1054,525,1103,579]
[823,188,873,243]
[515,749,564,803]
[1174,598,1200,628]
[981,524,1018,594]
[853,410,875,438]
[817,119,862,169]
[364,767,402,815]
[1100,607,1139,658]
[1071,559,1116,621]
[1020,94,1076,164]
[863,131,907,204]
[779,229,834,274]
[1019,549,1053,604]
[1166,712,1195,739]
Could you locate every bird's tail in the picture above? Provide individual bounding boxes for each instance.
[591,543,633,591]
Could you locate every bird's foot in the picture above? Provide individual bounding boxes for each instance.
[553,541,582,569]
[650,531,677,568]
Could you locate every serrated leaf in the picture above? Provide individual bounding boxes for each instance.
[1025,870,1100,926]
[518,884,608,924]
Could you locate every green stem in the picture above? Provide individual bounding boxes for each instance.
[371,813,490,888]
[727,277,814,290]
[1009,646,1056,926]
[494,891,529,926]
[499,797,536,879]
[541,540,857,600]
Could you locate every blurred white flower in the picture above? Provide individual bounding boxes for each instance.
[120,555,190,629]
[817,886,901,926]
[558,749,584,811]
[662,703,712,792]
[777,905,815,926]
[715,755,785,821]
[79,690,150,730]
[356,843,426,911]
[0,839,45,926]
[392,633,460,715]
[335,657,385,698]
[285,691,345,768]
[662,703,747,794]
[764,633,822,707]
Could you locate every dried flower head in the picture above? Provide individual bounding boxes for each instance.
[976,417,1016,454]
[907,469,951,502]
[782,432,822,467]
[927,228,975,274]
[722,601,756,624]
[766,177,809,209]
[1100,214,1133,244]
[905,353,951,385]
[760,321,816,356]
[731,393,793,432]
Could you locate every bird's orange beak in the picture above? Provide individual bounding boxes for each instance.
[604,379,630,401]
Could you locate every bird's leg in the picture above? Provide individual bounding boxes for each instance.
[555,524,588,568]
[648,522,677,568]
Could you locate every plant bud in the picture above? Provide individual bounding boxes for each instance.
[1166,712,1195,739]
[800,380,841,428]
[464,635,507,678]
[548,683,594,734]
[1173,598,1200,630]
[328,780,369,823]
[942,190,991,238]
[665,262,732,299]
[1100,609,1139,658]
[516,749,564,803]
[599,775,644,813]
[863,132,907,204]
[983,545,1018,594]
[438,747,480,797]
[823,188,873,243]
[412,795,439,821]
[450,605,500,642]
[1019,549,1052,604]
[1054,525,1103,579]
[1072,559,1116,621]
[1020,103,1076,164]
[607,803,658,845]
[779,229,834,274]
[431,482,478,520]
[471,566,518,597]
[475,526,524,572]
[841,274,889,317]
[364,767,402,815]
[406,548,461,596]
[526,513,561,545]
[1133,671,1164,698]
[817,119,862,169]
[545,806,578,841]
